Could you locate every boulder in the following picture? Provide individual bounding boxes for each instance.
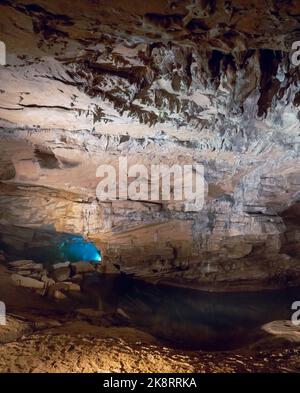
[249,320,300,350]
[34,287,47,296]
[51,266,71,282]
[11,274,45,290]
[52,261,70,270]
[61,281,81,291]
[9,259,35,268]
[9,260,43,271]
[15,270,32,276]
[71,273,83,283]
[71,262,97,274]
[41,275,55,287]
[52,289,67,300]
[48,281,81,294]
[18,263,43,271]
[28,272,43,279]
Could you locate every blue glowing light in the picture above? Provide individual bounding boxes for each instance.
[57,235,102,263]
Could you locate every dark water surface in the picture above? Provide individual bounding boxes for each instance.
[81,274,300,351]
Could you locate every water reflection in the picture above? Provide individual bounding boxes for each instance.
[82,273,300,350]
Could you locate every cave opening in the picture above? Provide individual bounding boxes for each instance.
[51,233,102,264]
[0,227,102,266]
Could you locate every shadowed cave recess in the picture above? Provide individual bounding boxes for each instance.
[0,0,300,373]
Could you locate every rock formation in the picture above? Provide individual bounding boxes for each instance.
[0,0,299,290]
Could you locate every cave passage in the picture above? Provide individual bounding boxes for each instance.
[16,230,102,265]
[55,234,102,263]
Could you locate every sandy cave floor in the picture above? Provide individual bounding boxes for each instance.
[1,317,300,373]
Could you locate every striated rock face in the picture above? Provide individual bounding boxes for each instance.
[0,1,299,290]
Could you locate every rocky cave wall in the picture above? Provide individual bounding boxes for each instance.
[0,0,299,290]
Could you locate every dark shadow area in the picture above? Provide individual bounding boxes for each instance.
[280,202,300,258]
[82,273,300,351]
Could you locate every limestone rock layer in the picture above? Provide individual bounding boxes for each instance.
[0,0,299,290]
